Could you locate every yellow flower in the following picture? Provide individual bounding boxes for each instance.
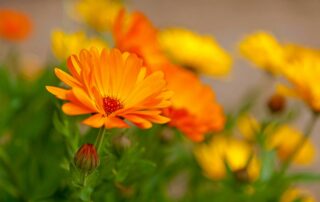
[277,55,320,111]
[268,125,315,165]
[284,44,320,61]
[239,32,285,75]
[281,188,315,202]
[237,113,260,141]
[194,135,260,181]
[75,0,122,32]
[46,48,172,129]
[51,30,108,60]
[159,28,232,77]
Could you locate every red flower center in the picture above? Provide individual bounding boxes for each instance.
[102,97,123,116]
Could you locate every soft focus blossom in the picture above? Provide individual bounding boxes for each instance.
[277,55,320,112]
[0,9,32,41]
[268,126,315,165]
[195,135,260,181]
[47,48,172,129]
[239,32,285,75]
[75,0,122,32]
[113,10,167,68]
[51,30,108,60]
[280,188,315,202]
[159,28,232,77]
[163,64,225,141]
[113,10,225,141]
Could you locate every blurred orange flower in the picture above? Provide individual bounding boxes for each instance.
[0,9,32,41]
[46,48,172,129]
[163,64,225,141]
[113,10,225,141]
[113,10,167,68]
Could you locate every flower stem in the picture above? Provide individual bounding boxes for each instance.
[280,112,318,174]
[95,127,107,154]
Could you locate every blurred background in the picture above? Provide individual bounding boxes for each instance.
[1,0,320,199]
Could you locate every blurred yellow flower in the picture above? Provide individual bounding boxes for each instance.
[51,30,108,60]
[281,188,315,202]
[195,135,260,181]
[237,113,260,141]
[277,55,320,111]
[268,125,315,165]
[239,32,285,75]
[75,0,122,32]
[284,44,320,61]
[159,28,232,77]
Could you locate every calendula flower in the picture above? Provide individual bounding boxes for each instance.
[268,126,315,165]
[281,188,315,202]
[46,48,172,129]
[0,9,32,41]
[195,135,260,181]
[277,55,320,111]
[51,30,108,60]
[113,10,168,68]
[159,28,232,77]
[239,32,285,75]
[75,0,122,32]
[163,64,225,141]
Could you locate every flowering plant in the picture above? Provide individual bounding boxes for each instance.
[0,2,319,202]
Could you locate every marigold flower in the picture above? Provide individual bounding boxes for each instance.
[113,10,168,68]
[268,126,315,165]
[194,135,260,181]
[239,32,285,75]
[46,48,172,129]
[237,113,260,141]
[51,30,108,60]
[280,188,315,202]
[163,64,225,141]
[0,9,32,41]
[159,28,232,77]
[74,144,99,173]
[276,55,320,111]
[75,0,122,32]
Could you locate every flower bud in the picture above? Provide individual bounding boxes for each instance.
[74,144,99,173]
[233,168,250,183]
[267,94,286,113]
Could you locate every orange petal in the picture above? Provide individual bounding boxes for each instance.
[104,117,129,128]
[124,114,152,129]
[54,68,81,87]
[46,86,69,100]
[82,113,105,128]
[62,102,94,115]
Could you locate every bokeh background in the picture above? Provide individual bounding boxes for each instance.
[2,0,320,199]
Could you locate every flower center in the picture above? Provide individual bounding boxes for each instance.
[102,97,123,116]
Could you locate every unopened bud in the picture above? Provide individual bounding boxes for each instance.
[74,144,99,173]
[267,94,286,113]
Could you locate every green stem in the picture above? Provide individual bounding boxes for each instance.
[81,172,88,187]
[280,112,318,174]
[95,127,107,153]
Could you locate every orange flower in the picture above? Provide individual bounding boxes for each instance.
[46,48,172,129]
[0,9,32,41]
[163,64,225,141]
[113,10,225,141]
[113,10,167,68]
